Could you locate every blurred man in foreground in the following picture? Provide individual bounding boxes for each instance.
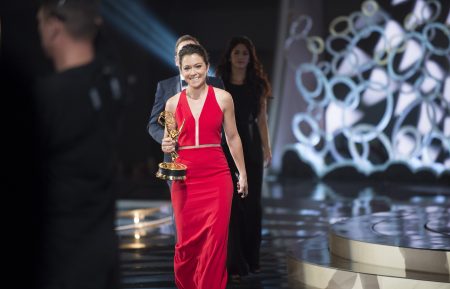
[35,1,125,288]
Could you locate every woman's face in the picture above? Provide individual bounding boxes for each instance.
[180,53,209,89]
[230,43,250,70]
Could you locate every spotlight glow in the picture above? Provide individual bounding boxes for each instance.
[102,0,177,69]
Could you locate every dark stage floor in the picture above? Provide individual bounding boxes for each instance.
[115,179,450,289]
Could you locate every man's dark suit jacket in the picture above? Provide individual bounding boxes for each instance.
[148,75,224,162]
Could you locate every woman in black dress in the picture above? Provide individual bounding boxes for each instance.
[216,36,272,280]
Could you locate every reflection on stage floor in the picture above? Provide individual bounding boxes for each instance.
[116,179,450,289]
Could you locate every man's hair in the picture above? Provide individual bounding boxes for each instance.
[39,0,101,40]
[174,35,199,55]
[178,44,209,67]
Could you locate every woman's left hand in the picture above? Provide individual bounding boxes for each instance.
[236,173,248,198]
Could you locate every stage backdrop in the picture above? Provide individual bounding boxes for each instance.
[269,0,449,181]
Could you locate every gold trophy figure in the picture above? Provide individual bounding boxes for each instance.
[156,111,187,180]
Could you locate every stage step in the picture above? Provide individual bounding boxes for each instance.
[287,208,450,289]
[329,208,450,275]
[287,235,450,289]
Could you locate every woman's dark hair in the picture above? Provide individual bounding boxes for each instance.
[178,44,209,67]
[216,36,272,100]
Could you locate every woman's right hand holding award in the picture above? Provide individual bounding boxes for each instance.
[156,111,187,181]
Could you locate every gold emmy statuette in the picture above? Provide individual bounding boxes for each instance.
[155,111,187,181]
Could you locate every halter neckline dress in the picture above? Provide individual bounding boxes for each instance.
[172,85,233,289]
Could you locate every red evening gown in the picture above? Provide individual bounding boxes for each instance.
[171,85,233,289]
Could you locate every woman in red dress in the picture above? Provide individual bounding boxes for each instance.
[161,43,248,289]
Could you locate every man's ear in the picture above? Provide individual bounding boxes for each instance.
[48,18,63,41]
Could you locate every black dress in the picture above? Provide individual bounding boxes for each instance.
[225,81,264,276]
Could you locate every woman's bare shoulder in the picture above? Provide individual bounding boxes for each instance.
[166,92,181,111]
[213,87,233,111]
[213,87,232,101]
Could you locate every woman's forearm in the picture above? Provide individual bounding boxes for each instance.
[227,135,247,178]
[258,121,271,152]
[258,113,271,153]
